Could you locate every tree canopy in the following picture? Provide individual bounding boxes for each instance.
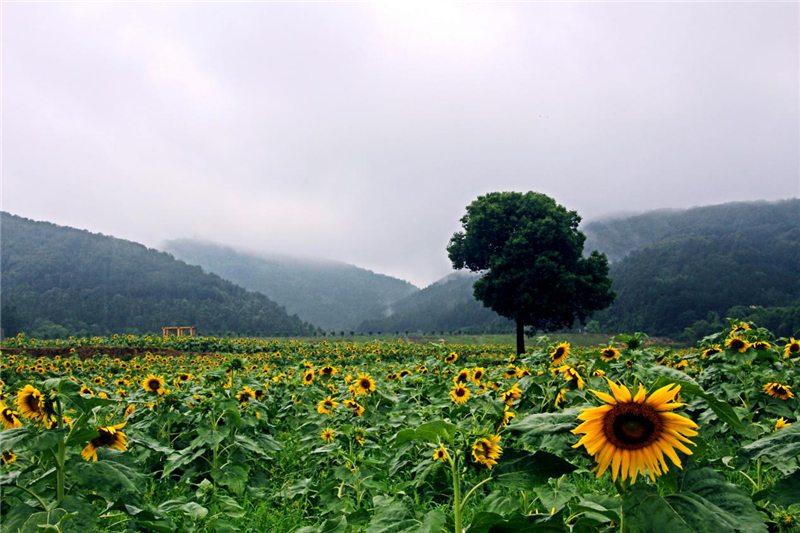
[447,192,615,353]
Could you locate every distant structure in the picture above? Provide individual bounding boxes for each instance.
[162,326,197,338]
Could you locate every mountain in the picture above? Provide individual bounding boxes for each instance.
[357,272,513,334]
[0,213,315,338]
[586,199,800,339]
[583,200,797,263]
[161,239,418,331]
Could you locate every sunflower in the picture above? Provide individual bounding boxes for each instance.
[124,405,136,419]
[141,375,166,395]
[302,369,315,385]
[317,395,339,415]
[80,386,94,396]
[725,336,750,353]
[549,342,570,365]
[751,341,772,350]
[450,384,470,405]
[600,347,620,362]
[500,383,522,406]
[731,323,751,335]
[763,383,794,400]
[572,381,698,482]
[784,338,800,358]
[554,389,568,408]
[236,386,256,403]
[472,435,502,469]
[342,399,365,417]
[1,450,16,465]
[15,385,46,422]
[320,428,336,443]
[0,403,22,430]
[81,422,129,462]
[556,365,585,390]
[472,367,485,384]
[454,369,470,384]
[320,365,337,377]
[354,374,376,395]
[432,445,450,462]
[775,418,792,431]
[701,345,723,358]
[499,409,516,430]
[445,352,458,364]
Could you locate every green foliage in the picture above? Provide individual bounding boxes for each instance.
[0,213,316,337]
[587,199,800,339]
[448,192,615,354]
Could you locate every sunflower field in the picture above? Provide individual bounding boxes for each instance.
[1,321,798,533]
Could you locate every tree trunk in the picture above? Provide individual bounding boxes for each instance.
[516,319,525,355]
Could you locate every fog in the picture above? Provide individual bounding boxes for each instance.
[3,2,798,286]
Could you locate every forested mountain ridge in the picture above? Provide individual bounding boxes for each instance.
[588,199,800,339]
[0,213,315,337]
[583,199,799,262]
[357,272,513,334]
[162,239,419,331]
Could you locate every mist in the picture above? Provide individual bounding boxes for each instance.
[3,2,798,286]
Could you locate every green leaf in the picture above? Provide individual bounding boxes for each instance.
[752,469,800,507]
[739,423,800,475]
[73,459,142,498]
[181,502,208,519]
[0,427,31,451]
[395,420,457,446]
[363,501,417,533]
[510,409,583,445]
[213,462,249,496]
[494,450,577,490]
[466,512,567,533]
[318,515,348,533]
[622,467,767,533]
[649,373,754,438]
[419,509,446,533]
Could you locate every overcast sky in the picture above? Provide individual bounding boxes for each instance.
[3,2,798,286]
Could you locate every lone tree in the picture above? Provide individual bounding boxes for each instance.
[447,192,615,355]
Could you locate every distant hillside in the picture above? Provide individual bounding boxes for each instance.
[0,213,315,338]
[588,199,800,339]
[357,272,513,334]
[583,199,798,262]
[162,239,418,331]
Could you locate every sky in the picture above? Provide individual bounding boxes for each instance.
[3,2,798,287]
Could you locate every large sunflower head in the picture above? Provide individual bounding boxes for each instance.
[81,422,128,462]
[236,386,256,403]
[454,369,470,384]
[472,367,485,384]
[472,434,502,469]
[15,385,47,422]
[1,450,17,465]
[550,343,570,365]
[784,338,800,358]
[450,384,470,405]
[444,352,458,364]
[0,402,23,430]
[725,336,750,353]
[355,374,375,395]
[302,369,315,385]
[701,345,723,359]
[317,395,339,415]
[572,380,698,482]
[557,365,585,390]
[600,347,620,362]
[141,375,166,395]
[763,383,794,400]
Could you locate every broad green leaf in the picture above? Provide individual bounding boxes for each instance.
[318,515,348,533]
[213,462,249,496]
[73,459,142,498]
[181,502,208,519]
[0,427,31,451]
[419,509,446,533]
[510,409,583,446]
[738,423,800,474]
[466,512,567,533]
[364,500,417,533]
[623,467,767,533]
[395,420,457,446]
[752,469,800,507]
[494,450,577,490]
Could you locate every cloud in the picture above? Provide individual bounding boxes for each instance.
[3,2,798,287]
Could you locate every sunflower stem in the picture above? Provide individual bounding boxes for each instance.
[755,458,763,491]
[449,456,462,533]
[55,397,66,505]
[460,476,492,512]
